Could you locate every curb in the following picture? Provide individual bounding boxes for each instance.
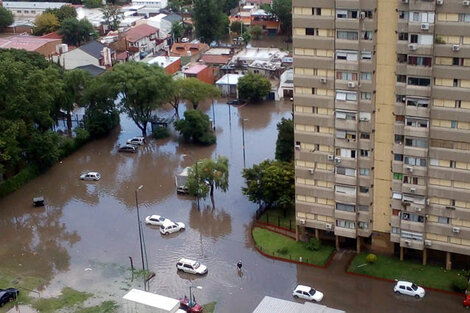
[344,254,463,297]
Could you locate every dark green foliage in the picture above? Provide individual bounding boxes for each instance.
[174,110,216,145]
[27,131,61,170]
[101,5,122,31]
[452,276,469,292]
[230,21,245,35]
[171,21,184,41]
[275,118,294,162]
[0,7,14,28]
[83,0,102,8]
[185,156,229,199]
[237,73,271,102]
[0,166,39,198]
[250,25,263,40]
[271,0,292,34]
[222,0,239,14]
[45,5,77,23]
[305,238,321,251]
[58,17,96,46]
[193,0,229,43]
[152,127,170,139]
[276,247,288,255]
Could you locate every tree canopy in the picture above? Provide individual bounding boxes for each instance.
[171,21,184,42]
[271,0,292,35]
[45,5,77,23]
[193,0,229,43]
[101,5,123,31]
[179,78,221,110]
[275,118,294,162]
[83,0,102,8]
[0,7,14,28]
[250,25,263,40]
[174,109,216,145]
[238,73,271,102]
[58,17,96,46]
[242,159,294,208]
[34,13,61,35]
[104,62,173,137]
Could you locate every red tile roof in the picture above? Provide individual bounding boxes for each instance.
[200,54,231,65]
[41,31,63,40]
[183,64,208,75]
[170,42,209,56]
[123,24,159,43]
[0,35,60,52]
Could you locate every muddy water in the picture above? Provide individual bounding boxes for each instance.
[0,100,462,313]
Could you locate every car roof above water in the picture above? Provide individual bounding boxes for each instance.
[295,285,312,292]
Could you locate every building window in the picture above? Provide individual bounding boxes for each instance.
[305,28,315,36]
[405,137,428,148]
[398,32,408,41]
[407,97,429,107]
[402,213,424,223]
[397,54,407,63]
[336,111,356,120]
[406,118,428,128]
[408,77,431,87]
[335,184,356,194]
[393,173,403,180]
[361,51,372,60]
[336,203,355,212]
[362,31,372,40]
[337,31,358,40]
[336,9,358,19]
[451,121,457,128]
[336,91,357,101]
[399,11,409,19]
[438,217,450,224]
[453,79,459,87]
[360,72,372,80]
[358,205,369,211]
[336,50,358,61]
[336,219,355,229]
[360,132,370,139]
[397,75,406,83]
[394,154,404,161]
[336,71,358,80]
[391,227,400,234]
[361,92,371,100]
[336,166,356,176]
[408,56,432,67]
[359,168,370,176]
[359,186,369,193]
[358,221,368,229]
[404,156,427,167]
[360,149,370,157]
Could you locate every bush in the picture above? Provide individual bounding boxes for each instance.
[366,253,377,264]
[153,127,170,139]
[276,247,288,255]
[452,276,469,292]
[305,238,321,251]
[0,165,40,198]
[74,127,90,146]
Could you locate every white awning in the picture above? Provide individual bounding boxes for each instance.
[123,289,180,312]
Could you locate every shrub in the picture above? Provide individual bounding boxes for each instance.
[276,247,288,255]
[153,127,170,139]
[305,238,321,251]
[0,165,40,198]
[366,253,377,264]
[74,127,90,146]
[452,276,469,292]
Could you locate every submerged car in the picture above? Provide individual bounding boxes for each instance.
[127,137,145,145]
[160,220,185,235]
[0,288,19,307]
[292,285,324,302]
[80,172,101,181]
[393,281,425,298]
[118,145,137,153]
[179,296,203,313]
[176,258,208,275]
[227,99,246,105]
[145,215,167,226]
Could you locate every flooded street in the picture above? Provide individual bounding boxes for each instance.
[0,100,463,313]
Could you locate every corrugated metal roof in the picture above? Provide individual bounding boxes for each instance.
[252,296,346,313]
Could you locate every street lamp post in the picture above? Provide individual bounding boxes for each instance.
[189,285,203,308]
[135,185,145,272]
[241,118,247,168]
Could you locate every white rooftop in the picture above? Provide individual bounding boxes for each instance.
[148,13,167,22]
[252,296,346,313]
[148,55,181,67]
[121,4,146,11]
[119,16,144,27]
[76,7,104,26]
[233,47,287,62]
[216,73,244,86]
[123,289,180,311]
[3,1,68,9]
[204,48,232,55]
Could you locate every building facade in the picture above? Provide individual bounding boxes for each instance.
[293,0,470,269]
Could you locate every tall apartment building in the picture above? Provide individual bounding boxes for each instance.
[293,0,470,269]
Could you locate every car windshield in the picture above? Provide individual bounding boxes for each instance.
[194,262,200,269]
[309,289,316,296]
[411,284,418,291]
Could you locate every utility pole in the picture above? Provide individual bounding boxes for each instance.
[241,118,247,168]
[135,185,145,272]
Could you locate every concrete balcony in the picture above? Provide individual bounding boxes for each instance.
[400,238,424,251]
[404,126,429,138]
[335,226,357,239]
[402,184,426,196]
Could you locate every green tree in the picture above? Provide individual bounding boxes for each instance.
[186,156,229,206]
[171,21,184,42]
[58,17,96,46]
[271,0,292,35]
[45,6,77,23]
[169,78,184,117]
[0,6,14,28]
[230,21,245,35]
[275,118,294,162]
[242,159,294,208]
[101,5,123,31]
[250,25,263,40]
[222,0,238,14]
[83,0,102,8]
[169,0,183,12]
[193,0,228,43]
[82,77,120,138]
[104,62,173,137]
[242,31,252,44]
[34,13,60,35]
[179,78,221,110]
[238,73,271,102]
[27,131,61,170]
[174,109,216,145]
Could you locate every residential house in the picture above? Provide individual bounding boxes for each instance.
[131,0,168,17]
[250,9,280,36]
[170,42,209,58]
[122,24,163,60]
[0,34,61,57]
[55,40,115,70]
[183,64,214,84]
[148,55,181,75]
[200,48,234,80]
[277,68,293,99]
[216,74,244,97]
[2,1,68,18]
[224,47,288,78]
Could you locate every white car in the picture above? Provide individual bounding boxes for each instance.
[393,281,425,298]
[145,215,167,226]
[127,137,145,145]
[292,285,324,302]
[80,172,101,181]
[160,220,185,235]
[176,258,208,275]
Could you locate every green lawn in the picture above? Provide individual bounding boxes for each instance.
[258,207,295,230]
[252,227,334,266]
[349,253,466,291]
[202,301,216,313]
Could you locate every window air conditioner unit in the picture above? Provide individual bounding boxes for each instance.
[408,44,418,50]
[334,157,341,163]
[404,240,411,245]
[348,81,356,88]
[295,144,301,150]
[421,23,429,30]
[406,166,413,172]
[453,227,460,233]
[410,187,416,193]
[436,0,443,4]
[424,240,432,247]
[416,207,422,212]
[426,198,430,205]
[359,117,369,121]
[320,77,327,84]
[464,0,470,6]
[327,154,334,161]
[300,219,306,225]
[452,45,461,51]
[325,223,332,230]
[308,168,315,174]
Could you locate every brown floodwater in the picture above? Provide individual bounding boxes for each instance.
[0,100,463,313]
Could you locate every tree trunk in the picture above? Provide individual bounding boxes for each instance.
[192,103,198,110]
[66,109,73,137]
[210,183,215,209]
[141,124,147,138]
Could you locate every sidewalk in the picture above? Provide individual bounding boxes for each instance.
[7,305,37,313]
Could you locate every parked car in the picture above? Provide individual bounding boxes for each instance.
[80,172,101,181]
[179,296,203,313]
[160,220,185,235]
[0,288,19,307]
[292,285,324,302]
[145,215,167,226]
[176,258,208,275]
[393,281,425,298]
[227,99,246,105]
[127,137,145,146]
[464,294,470,308]
[118,145,137,153]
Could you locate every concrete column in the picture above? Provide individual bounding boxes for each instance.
[314,228,319,240]
[422,248,427,266]
[335,236,340,251]
[400,246,404,261]
[295,225,299,241]
[356,237,361,253]
[446,252,452,270]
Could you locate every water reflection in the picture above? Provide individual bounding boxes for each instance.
[188,203,232,240]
